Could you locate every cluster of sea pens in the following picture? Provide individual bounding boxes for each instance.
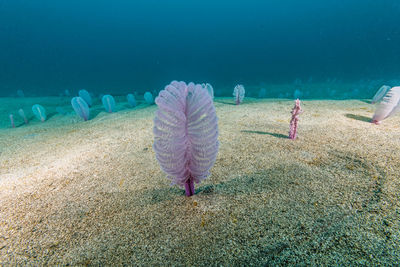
[71,90,149,120]
[153,81,306,197]
[10,82,399,200]
[6,89,156,127]
[8,105,44,128]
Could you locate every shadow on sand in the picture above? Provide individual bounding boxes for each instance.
[241,130,287,139]
[139,163,308,204]
[359,99,372,104]
[214,100,236,106]
[345,113,371,123]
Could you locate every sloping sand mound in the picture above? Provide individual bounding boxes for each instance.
[1,97,399,265]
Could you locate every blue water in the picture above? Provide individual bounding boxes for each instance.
[0,0,399,97]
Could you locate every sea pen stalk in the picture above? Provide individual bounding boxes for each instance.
[184,177,195,196]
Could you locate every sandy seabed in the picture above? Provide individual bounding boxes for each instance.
[0,96,399,265]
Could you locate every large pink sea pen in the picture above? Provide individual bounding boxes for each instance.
[371,86,400,124]
[289,99,303,140]
[153,81,219,196]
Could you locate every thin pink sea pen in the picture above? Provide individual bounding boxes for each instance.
[289,99,303,140]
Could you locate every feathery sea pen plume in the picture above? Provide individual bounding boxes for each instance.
[71,96,90,121]
[233,84,245,105]
[289,99,303,140]
[153,81,219,196]
[371,86,400,124]
[202,83,214,99]
[371,85,391,104]
[18,109,28,124]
